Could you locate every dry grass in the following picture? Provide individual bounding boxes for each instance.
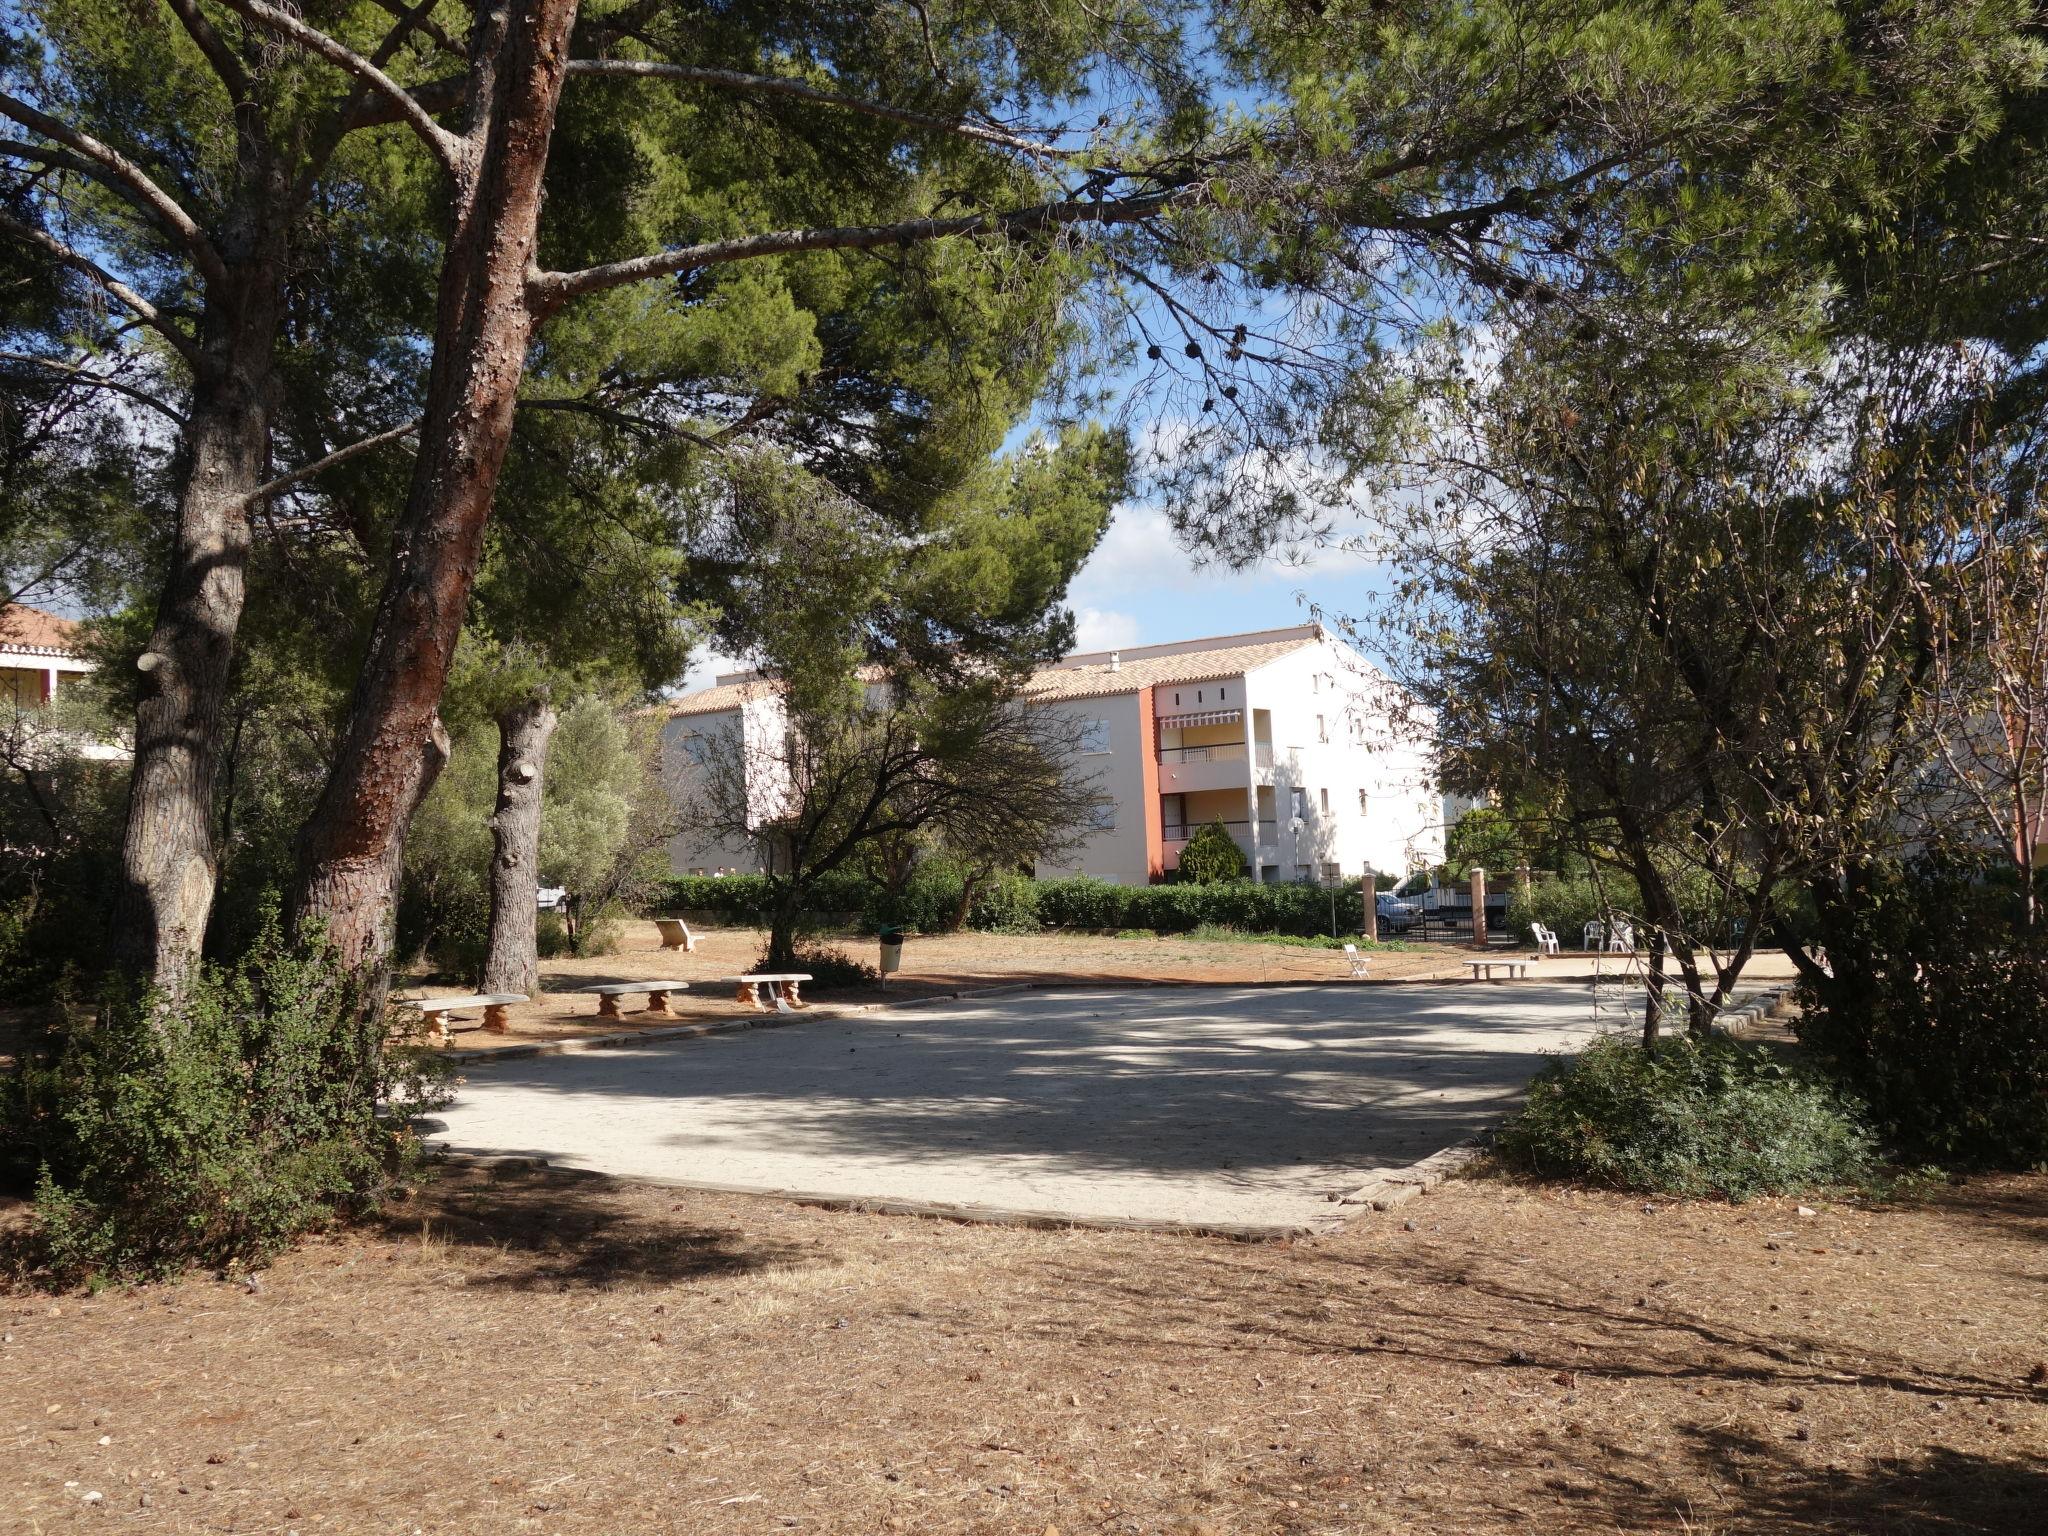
[3,1165,2042,1534]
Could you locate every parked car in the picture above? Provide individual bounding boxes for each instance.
[1375,892,1419,932]
[536,886,567,911]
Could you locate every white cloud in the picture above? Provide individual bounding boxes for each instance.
[674,645,751,697]
[1071,606,1142,653]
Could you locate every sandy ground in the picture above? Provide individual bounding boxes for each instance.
[397,922,1804,1057]
[423,982,1734,1234]
[3,1166,2041,1535]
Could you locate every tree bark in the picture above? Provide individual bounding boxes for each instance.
[290,0,579,983]
[108,189,288,992]
[481,692,557,994]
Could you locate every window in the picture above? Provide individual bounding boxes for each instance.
[1319,787,1330,813]
[1087,801,1116,831]
[1358,789,1369,814]
[1311,673,1320,694]
[1219,685,1227,701]
[1079,718,1110,755]
[1316,713,1328,743]
[1294,863,1313,882]
[678,732,710,765]
[1290,786,1307,819]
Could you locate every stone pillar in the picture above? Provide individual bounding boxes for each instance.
[1360,863,1377,942]
[1469,866,1489,949]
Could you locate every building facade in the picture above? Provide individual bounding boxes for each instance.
[0,604,92,709]
[661,623,1448,884]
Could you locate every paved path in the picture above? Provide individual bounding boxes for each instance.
[425,983,1611,1234]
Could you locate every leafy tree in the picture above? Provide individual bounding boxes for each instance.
[681,680,1108,969]
[1176,819,1246,885]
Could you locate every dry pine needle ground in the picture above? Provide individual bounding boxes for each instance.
[2,1163,2044,1535]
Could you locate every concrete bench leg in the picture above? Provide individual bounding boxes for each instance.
[645,989,674,1017]
[483,1003,512,1034]
[422,1014,449,1046]
[735,982,766,1011]
[773,980,805,1012]
[597,994,624,1020]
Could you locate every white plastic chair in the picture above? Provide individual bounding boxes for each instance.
[1342,943,1371,978]
[1531,922,1560,957]
[1607,921,1634,953]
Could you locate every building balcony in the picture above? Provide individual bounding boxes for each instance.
[1157,741,1252,795]
[1161,819,1275,871]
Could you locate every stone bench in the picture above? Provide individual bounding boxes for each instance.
[1463,957,1531,982]
[720,973,812,1013]
[404,992,527,1043]
[654,917,698,952]
[572,980,691,1020]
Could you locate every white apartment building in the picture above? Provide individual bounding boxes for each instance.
[662,623,1448,884]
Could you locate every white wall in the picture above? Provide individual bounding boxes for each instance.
[1244,638,1443,883]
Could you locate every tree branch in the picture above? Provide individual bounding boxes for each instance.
[162,0,253,103]
[0,211,199,367]
[213,0,462,171]
[0,95,228,283]
[561,59,1077,158]
[531,185,1197,309]
[235,416,421,509]
[0,351,188,425]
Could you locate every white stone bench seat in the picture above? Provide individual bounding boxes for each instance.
[654,917,697,952]
[404,992,528,1042]
[573,980,691,1019]
[1463,958,1531,982]
[720,973,814,1013]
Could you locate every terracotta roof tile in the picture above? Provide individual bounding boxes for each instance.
[1022,633,1317,703]
[663,628,1323,718]
[0,604,83,658]
[665,677,776,719]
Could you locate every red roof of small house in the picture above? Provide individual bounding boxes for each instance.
[0,604,83,658]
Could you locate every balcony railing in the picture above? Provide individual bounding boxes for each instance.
[1157,740,1246,764]
[1254,742,1274,768]
[1162,818,1251,840]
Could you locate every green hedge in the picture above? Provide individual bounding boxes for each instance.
[652,871,1367,939]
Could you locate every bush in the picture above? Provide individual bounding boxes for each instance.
[1495,1034,1876,1201]
[1,914,451,1285]
[775,941,879,990]
[1176,819,1247,884]
[967,871,1041,932]
[536,908,573,958]
[1797,857,2048,1167]
[1035,876,1129,929]
[1508,872,1640,947]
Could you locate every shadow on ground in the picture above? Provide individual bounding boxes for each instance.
[373,1163,810,1292]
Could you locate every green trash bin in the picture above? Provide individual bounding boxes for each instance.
[877,925,906,978]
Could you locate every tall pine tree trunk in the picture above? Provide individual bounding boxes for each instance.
[290,0,578,985]
[109,202,286,992]
[481,692,557,995]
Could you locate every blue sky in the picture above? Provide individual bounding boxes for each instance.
[1062,497,1394,653]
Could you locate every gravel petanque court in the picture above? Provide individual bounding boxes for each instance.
[425,982,1610,1235]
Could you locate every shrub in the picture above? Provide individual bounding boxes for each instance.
[968,871,1042,932]
[1176,819,1247,884]
[1495,1033,1875,1201]
[1508,873,1640,948]
[536,908,573,958]
[775,941,879,990]
[1797,857,2048,1167]
[2,913,452,1285]
[1033,876,1127,929]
